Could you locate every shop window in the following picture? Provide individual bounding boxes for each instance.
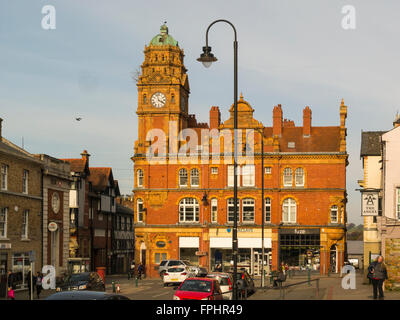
[1,164,8,190]
[155,253,161,264]
[295,168,304,187]
[282,198,296,223]
[265,198,271,223]
[211,198,218,223]
[283,168,293,187]
[137,199,144,223]
[21,210,29,239]
[227,198,240,223]
[190,168,199,187]
[179,198,200,223]
[242,165,255,187]
[242,198,255,223]
[137,169,144,187]
[179,169,188,187]
[0,207,7,238]
[330,205,338,223]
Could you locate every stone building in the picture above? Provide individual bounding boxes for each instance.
[0,118,43,290]
[132,25,348,278]
[34,154,71,277]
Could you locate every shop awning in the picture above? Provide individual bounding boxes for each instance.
[179,237,199,248]
[210,237,272,249]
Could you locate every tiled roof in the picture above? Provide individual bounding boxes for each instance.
[61,158,87,173]
[116,203,134,216]
[360,131,386,157]
[88,167,112,192]
[278,126,342,152]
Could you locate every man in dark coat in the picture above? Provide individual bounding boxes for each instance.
[368,255,388,300]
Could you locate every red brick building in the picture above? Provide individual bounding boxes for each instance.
[133,24,348,278]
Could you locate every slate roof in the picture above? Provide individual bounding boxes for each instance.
[360,131,386,157]
[88,167,112,192]
[347,240,363,255]
[116,203,134,216]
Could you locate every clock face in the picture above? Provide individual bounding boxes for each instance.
[52,192,60,214]
[151,92,166,108]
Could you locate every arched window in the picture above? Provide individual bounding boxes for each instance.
[227,198,239,223]
[137,199,144,223]
[242,198,255,223]
[282,198,296,223]
[179,169,188,187]
[265,198,271,223]
[190,168,199,187]
[179,198,199,223]
[171,94,175,103]
[295,168,304,187]
[211,198,218,223]
[283,168,293,187]
[137,169,144,187]
[143,94,147,104]
[330,205,338,223]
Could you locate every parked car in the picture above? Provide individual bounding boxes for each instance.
[45,291,129,300]
[56,272,105,292]
[173,278,223,300]
[230,270,256,297]
[159,260,205,277]
[163,267,195,286]
[206,272,233,300]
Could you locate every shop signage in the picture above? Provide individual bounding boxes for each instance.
[361,191,379,216]
[156,241,166,248]
[238,228,253,233]
[195,251,208,256]
[48,222,58,232]
[280,228,320,235]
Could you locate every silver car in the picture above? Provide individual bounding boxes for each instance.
[158,260,205,277]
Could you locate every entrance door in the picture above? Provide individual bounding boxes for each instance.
[253,252,261,276]
[330,245,337,273]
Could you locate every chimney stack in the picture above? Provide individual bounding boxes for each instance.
[81,149,91,160]
[303,106,312,137]
[209,106,221,130]
[273,105,283,136]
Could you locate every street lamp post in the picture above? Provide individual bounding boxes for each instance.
[259,129,265,287]
[197,19,239,300]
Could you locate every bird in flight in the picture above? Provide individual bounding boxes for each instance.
[75,117,82,121]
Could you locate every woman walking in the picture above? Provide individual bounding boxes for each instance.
[368,255,388,300]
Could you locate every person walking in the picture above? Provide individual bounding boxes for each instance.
[128,262,135,280]
[35,272,43,300]
[7,271,16,300]
[26,270,33,300]
[368,255,388,300]
[137,263,144,280]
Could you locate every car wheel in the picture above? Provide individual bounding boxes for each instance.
[163,283,168,287]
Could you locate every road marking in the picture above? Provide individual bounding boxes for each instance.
[152,291,171,298]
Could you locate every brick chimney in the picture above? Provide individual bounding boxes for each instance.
[0,118,2,138]
[303,106,312,137]
[81,149,91,161]
[209,106,221,130]
[273,105,283,136]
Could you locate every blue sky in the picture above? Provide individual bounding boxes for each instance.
[1,0,400,224]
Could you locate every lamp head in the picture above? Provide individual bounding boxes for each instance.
[197,46,217,68]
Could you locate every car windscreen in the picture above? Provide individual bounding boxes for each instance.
[65,274,89,283]
[168,261,183,266]
[207,276,229,286]
[168,267,185,273]
[160,261,167,266]
[178,280,212,293]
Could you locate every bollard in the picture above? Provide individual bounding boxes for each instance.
[112,281,116,293]
[135,277,138,287]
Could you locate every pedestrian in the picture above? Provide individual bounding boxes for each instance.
[137,263,144,280]
[26,270,33,300]
[7,271,16,300]
[368,255,388,300]
[128,261,135,279]
[35,272,43,300]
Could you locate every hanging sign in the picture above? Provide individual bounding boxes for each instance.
[361,191,379,216]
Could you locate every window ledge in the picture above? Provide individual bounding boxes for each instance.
[21,238,31,242]
[0,238,10,241]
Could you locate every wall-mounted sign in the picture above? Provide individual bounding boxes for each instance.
[48,222,58,232]
[361,191,379,216]
[280,228,320,235]
[195,251,208,256]
[156,241,166,248]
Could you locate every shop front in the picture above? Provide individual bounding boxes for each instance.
[179,237,199,265]
[278,228,321,272]
[209,235,272,276]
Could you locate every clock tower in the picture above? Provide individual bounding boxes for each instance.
[135,23,190,155]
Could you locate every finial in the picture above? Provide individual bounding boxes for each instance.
[239,92,244,101]
[341,98,344,106]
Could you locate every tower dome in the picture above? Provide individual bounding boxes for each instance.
[150,23,178,46]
